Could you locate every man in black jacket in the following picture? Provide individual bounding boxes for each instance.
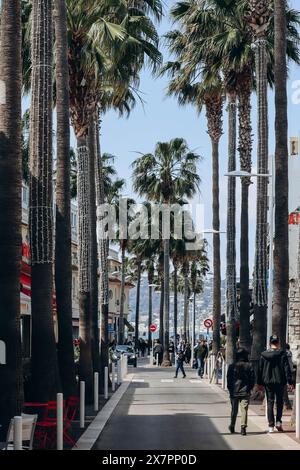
[257,335,294,433]
[227,348,255,436]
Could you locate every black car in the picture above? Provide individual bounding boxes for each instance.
[115,345,137,367]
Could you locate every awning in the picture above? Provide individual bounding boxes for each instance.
[124,318,134,332]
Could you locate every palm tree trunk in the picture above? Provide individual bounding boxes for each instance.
[273,0,289,345]
[0,0,23,437]
[77,135,93,399]
[226,94,237,366]
[54,0,76,397]
[119,243,126,344]
[29,0,60,401]
[174,263,178,344]
[212,139,221,354]
[183,265,189,341]
[162,238,171,365]
[238,73,252,352]
[135,262,142,351]
[159,272,164,344]
[193,291,196,344]
[251,38,269,367]
[88,119,100,373]
[95,115,110,389]
[148,284,153,352]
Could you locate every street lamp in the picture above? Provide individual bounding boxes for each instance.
[225,165,274,346]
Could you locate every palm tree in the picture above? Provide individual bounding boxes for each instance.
[226,89,238,365]
[272,0,289,345]
[132,139,201,365]
[29,0,60,401]
[54,0,76,398]
[246,0,271,368]
[0,0,23,437]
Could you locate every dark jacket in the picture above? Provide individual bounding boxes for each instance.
[153,343,163,356]
[257,349,293,387]
[227,360,255,398]
[176,351,185,364]
[195,344,208,360]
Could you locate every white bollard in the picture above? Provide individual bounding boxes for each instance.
[112,364,116,392]
[104,367,109,400]
[205,358,208,378]
[221,361,225,389]
[296,383,300,438]
[57,393,64,450]
[125,355,128,376]
[13,416,22,450]
[117,359,122,385]
[207,356,211,381]
[156,354,159,367]
[80,381,85,429]
[94,372,99,412]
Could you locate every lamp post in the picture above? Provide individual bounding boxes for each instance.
[225,163,274,346]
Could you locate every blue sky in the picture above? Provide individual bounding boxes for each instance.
[96,0,300,278]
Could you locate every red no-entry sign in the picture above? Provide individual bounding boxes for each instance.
[204,318,213,329]
[150,324,157,333]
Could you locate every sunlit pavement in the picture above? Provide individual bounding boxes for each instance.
[92,360,300,450]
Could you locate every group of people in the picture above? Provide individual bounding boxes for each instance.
[227,335,294,436]
[163,334,295,436]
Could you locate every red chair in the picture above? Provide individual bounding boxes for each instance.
[35,400,66,449]
[62,396,80,448]
[23,402,49,449]
[34,397,79,449]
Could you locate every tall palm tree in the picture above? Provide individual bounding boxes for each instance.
[226,88,237,365]
[65,0,162,393]
[132,139,201,365]
[0,0,23,437]
[29,0,60,400]
[272,0,289,345]
[246,0,271,368]
[54,0,76,398]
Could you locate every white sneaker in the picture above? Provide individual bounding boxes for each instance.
[268,427,275,433]
[276,421,284,432]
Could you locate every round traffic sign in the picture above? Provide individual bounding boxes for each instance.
[204,318,213,329]
[150,324,157,333]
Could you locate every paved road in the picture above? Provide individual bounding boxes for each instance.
[93,362,291,450]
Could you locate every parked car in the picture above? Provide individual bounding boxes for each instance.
[115,345,137,367]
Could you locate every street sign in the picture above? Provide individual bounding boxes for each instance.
[204,318,213,329]
[150,324,157,333]
[108,324,114,333]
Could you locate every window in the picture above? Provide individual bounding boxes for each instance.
[109,290,113,300]
[22,186,29,207]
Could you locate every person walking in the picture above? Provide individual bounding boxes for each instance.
[169,341,175,364]
[195,340,208,378]
[174,350,186,378]
[184,343,191,364]
[227,348,255,436]
[153,339,164,366]
[257,335,294,433]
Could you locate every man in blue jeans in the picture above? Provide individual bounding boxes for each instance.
[174,350,186,378]
[195,340,208,378]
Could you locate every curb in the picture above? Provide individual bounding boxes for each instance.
[73,374,134,451]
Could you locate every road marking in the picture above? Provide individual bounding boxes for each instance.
[161,379,174,383]
[132,379,145,383]
[189,379,202,384]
